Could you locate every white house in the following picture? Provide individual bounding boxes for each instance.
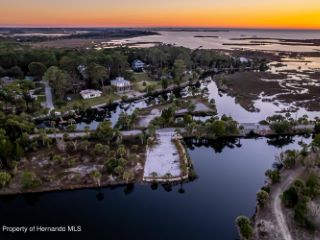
[80,89,102,99]
[132,60,145,71]
[110,77,132,93]
[239,57,249,63]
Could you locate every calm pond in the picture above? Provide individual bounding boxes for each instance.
[0,135,311,240]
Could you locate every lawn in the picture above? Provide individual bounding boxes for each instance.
[56,93,119,112]
[132,72,161,92]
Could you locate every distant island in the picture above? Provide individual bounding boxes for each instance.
[194,35,219,38]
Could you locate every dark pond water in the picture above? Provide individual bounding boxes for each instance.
[0,135,311,240]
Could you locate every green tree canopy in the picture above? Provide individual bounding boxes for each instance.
[28,62,47,80]
[44,66,72,100]
[95,121,114,143]
[88,63,108,87]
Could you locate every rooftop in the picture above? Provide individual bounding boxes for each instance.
[80,89,102,95]
[110,77,131,87]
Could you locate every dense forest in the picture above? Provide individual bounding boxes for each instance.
[0,41,266,105]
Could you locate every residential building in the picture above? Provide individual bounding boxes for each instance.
[80,89,102,99]
[239,57,249,63]
[132,60,145,71]
[77,65,89,80]
[110,77,132,93]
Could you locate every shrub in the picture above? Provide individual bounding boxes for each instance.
[282,187,299,208]
[280,150,298,169]
[314,123,320,134]
[270,121,291,134]
[236,216,253,239]
[94,143,104,156]
[106,158,127,175]
[21,171,41,189]
[52,154,63,164]
[293,179,305,190]
[305,172,320,198]
[68,157,76,166]
[0,171,11,188]
[259,120,269,125]
[265,169,280,184]
[261,186,270,193]
[294,196,315,231]
[257,190,269,208]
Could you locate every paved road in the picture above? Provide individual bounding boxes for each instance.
[44,81,54,112]
[29,130,142,140]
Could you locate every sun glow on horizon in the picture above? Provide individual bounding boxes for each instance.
[1,0,320,29]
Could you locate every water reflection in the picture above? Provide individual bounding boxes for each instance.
[22,193,40,206]
[185,137,242,153]
[150,182,158,190]
[96,191,104,201]
[124,184,135,195]
[162,183,173,192]
[0,194,15,204]
[178,183,186,194]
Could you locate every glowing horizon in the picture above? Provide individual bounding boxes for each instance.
[1,0,320,30]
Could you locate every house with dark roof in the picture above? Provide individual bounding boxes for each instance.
[132,60,145,71]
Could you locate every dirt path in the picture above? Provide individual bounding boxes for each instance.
[272,167,304,240]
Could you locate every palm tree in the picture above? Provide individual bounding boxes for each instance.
[165,172,173,181]
[80,140,89,151]
[123,170,134,183]
[187,102,196,113]
[148,124,157,138]
[38,129,51,147]
[118,112,131,130]
[66,124,76,132]
[50,121,57,138]
[68,118,76,126]
[71,140,78,151]
[138,133,146,145]
[117,145,126,158]
[150,172,158,180]
[186,122,197,136]
[113,129,123,145]
[84,125,90,138]
[90,170,102,187]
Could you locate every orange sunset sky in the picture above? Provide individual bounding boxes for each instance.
[1,0,320,29]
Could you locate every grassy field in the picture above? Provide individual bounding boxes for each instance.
[132,72,161,92]
[56,93,119,112]
[36,95,46,102]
